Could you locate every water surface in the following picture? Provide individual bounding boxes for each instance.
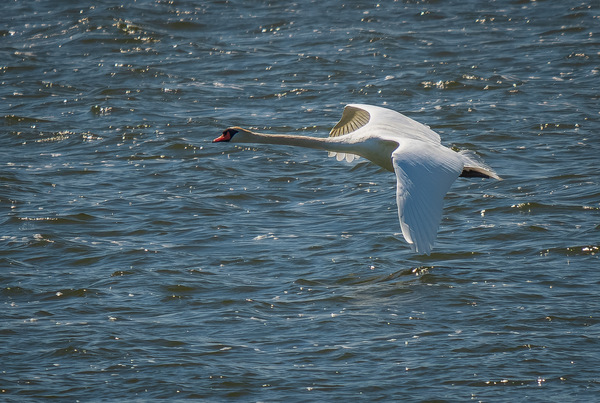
[1,0,599,400]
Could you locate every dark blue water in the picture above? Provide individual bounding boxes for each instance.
[2,0,599,400]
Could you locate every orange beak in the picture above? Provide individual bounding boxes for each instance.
[213,132,231,142]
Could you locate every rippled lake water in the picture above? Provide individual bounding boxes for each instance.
[2,0,599,400]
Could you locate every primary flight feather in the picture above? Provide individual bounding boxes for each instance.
[214,104,501,254]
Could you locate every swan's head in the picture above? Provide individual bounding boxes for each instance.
[213,127,251,143]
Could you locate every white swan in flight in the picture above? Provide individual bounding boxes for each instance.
[214,104,501,255]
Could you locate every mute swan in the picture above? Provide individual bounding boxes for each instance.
[214,104,500,254]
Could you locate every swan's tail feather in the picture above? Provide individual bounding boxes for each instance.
[458,150,502,180]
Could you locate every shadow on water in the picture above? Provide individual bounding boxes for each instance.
[293,263,485,298]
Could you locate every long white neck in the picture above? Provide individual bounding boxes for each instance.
[236,130,348,153]
[241,130,331,149]
[231,127,398,172]
[231,128,398,172]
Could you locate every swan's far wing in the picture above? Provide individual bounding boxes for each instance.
[336,104,441,144]
[392,140,463,255]
[329,105,371,137]
[326,105,369,162]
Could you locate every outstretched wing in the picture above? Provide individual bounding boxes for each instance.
[330,104,441,143]
[327,104,442,165]
[329,105,371,137]
[327,105,370,162]
[392,140,464,255]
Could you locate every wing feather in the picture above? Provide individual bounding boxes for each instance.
[392,140,463,255]
[329,105,371,137]
[328,104,442,167]
[339,104,441,144]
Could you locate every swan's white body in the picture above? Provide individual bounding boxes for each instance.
[214,104,500,255]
